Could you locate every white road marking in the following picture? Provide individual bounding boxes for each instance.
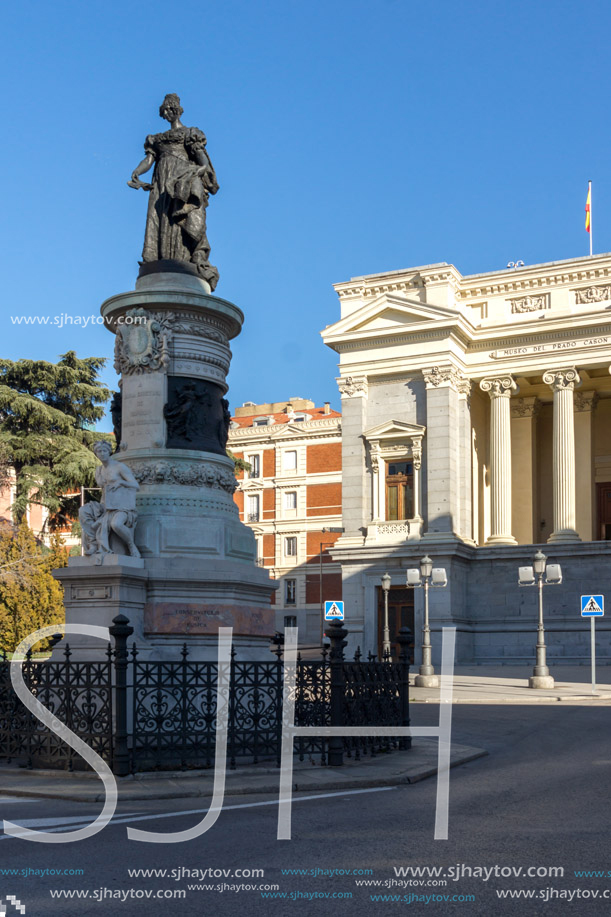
[0,813,137,830]
[1,786,397,839]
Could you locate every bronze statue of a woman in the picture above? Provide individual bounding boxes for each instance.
[128,93,219,290]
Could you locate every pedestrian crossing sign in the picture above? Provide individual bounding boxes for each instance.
[581,595,604,617]
[324,601,344,621]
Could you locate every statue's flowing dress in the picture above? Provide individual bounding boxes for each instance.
[141,127,219,289]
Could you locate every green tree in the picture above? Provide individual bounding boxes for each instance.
[0,523,66,653]
[0,351,112,526]
[227,449,250,473]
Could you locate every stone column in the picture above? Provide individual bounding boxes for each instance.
[457,379,474,542]
[574,391,597,541]
[337,375,369,534]
[422,365,463,541]
[370,449,381,521]
[543,368,581,543]
[411,440,422,522]
[511,397,539,544]
[479,376,518,545]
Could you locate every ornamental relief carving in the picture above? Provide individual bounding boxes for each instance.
[422,366,465,389]
[542,367,581,391]
[574,391,598,412]
[574,284,611,304]
[509,294,550,313]
[129,460,237,493]
[378,523,410,535]
[114,309,174,375]
[337,376,368,397]
[173,321,228,344]
[510,397,540,418]
[479,377,518,398]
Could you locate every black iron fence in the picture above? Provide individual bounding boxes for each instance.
[0,617,411,774]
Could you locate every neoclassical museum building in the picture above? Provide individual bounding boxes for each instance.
[321,252,611,664]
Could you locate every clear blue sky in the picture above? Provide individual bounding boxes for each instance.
[3,0,609,429]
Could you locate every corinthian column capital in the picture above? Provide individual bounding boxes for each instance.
[542,367,581,392]
[479,376,518,399]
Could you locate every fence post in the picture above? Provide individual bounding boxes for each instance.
[109,614,134,777]
[327,619,348,766]
[397,626,412,750]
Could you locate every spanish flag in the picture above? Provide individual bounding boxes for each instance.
[585,182,592,233]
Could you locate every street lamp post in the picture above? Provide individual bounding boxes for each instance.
[406,555,447,688]
[380,572,392,659]
[518,550,562,689]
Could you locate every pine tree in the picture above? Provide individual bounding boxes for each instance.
[0,351,112,525]
[0,523,66,653]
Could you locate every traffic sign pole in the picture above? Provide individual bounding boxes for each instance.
[591,617,596,694]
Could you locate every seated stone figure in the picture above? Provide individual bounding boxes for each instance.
[80,441,141,557]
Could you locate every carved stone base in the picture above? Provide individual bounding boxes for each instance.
[528,675,555,689]
[54,554,276,661]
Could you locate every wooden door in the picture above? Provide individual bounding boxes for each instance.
[376,587,415,662]
[597,483,611,539]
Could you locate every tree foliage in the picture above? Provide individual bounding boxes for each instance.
[0,523,66,653]
[227,449,250,473]
[0,351,112,525]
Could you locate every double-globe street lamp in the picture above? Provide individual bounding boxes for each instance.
[406,555,447,688]
[518,550,562,689]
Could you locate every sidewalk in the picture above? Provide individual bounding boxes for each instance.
[410,665,611,704]
[0,740,486,804]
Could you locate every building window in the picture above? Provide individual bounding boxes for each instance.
[285,536,297,557]
[254,419,268,426]
[284,491,297,510]
[385,461,413,520]
[283,450,297,471]
[284,615,297,628]
[285,579,296,604]
[247,494,260,522]
[247,455,260,478]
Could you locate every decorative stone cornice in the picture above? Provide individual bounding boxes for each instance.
[480,377,518,399]
[511,396,540,418]
[574,391,598,413]
[228,416,341,443]
[508,293,550,313]
[574,284,611,305]
[542,367,581,392]
[455,378,472,397]
[337,375,368,398]
[422,365,466,390]
[173,320,228,344]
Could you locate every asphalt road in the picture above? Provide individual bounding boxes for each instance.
[2,703,611,916]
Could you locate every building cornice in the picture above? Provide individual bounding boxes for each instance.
[229,416,341,444]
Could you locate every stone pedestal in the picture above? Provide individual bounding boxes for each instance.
[54,264,277,659]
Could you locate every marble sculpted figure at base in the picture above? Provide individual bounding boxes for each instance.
[128,93,219,290]
[79,441,141,557]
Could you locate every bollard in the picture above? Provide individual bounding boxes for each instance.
[109,614,134,777]
[326,618,348,766]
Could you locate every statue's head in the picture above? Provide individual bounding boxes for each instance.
[160,93,184,123]
[93,440,113,461]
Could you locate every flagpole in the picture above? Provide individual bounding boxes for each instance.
[589,180,593,256]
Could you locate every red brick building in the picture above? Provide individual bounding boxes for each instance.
[229,398,342,646]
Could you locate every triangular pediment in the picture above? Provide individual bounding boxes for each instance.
[270,423,314,438]
[325,293,459,338]
[364,419,426,441]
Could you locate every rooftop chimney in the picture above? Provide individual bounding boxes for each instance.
[323,402,331,414]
